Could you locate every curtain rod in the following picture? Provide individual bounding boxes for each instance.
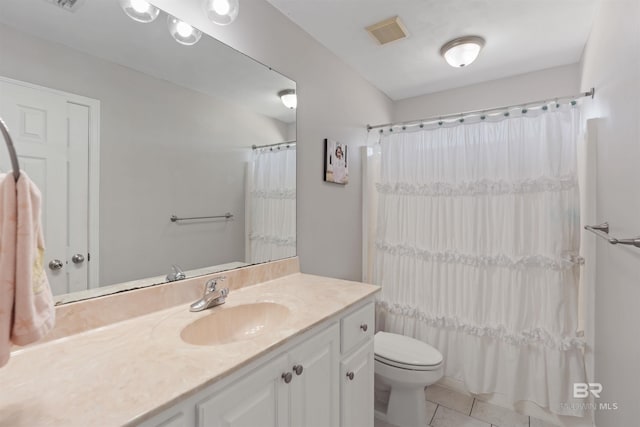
[367,88,595,131]
[252,140,296,150]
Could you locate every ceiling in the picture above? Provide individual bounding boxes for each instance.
[0,0,296,124]
[266,0,598,100]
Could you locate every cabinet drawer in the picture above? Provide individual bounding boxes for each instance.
[341,302,374,354]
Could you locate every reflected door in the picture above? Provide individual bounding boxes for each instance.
[0,78,90,295]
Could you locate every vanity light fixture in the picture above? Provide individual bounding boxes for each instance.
[279,89,297,110]
[167,15,203,46]
[203,0,240,26]
[118,0,159,23]
[440,36,485,68]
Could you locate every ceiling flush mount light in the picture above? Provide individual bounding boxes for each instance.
[167,15,202,46]
[119,0,160,23]
[279,89,297,110]
[203,0,240,25]
[440,36,485,68]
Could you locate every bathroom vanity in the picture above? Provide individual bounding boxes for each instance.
[0,259,379,426]
[139,290,375,427]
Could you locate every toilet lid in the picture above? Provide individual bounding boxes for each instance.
[374,332,443,367]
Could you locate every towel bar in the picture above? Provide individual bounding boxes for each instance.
[170,213,233,222]
[584,222,640,248]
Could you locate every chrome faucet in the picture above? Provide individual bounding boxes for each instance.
[166,264,186,282]
[190,276,229,312]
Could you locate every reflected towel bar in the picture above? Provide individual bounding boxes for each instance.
[584,222,640,248]
[171,213,233,222]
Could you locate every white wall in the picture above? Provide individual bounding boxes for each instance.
[394,63,580,122]
[150,0,393,281]
[0,23,289,287]
[579,0,640,424]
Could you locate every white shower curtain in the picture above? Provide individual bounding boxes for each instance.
[247,146,296,264]
[372,105,587,416]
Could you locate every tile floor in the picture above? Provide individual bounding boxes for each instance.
[374,383,559,427]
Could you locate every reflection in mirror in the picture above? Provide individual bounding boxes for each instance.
[0,0,296,304]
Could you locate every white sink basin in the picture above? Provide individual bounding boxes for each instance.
[180,302,291,346]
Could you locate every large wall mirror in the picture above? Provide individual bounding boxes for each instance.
[0,0,296,304]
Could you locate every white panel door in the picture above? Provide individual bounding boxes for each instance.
[0,79,90,295]
[66,102,90,293]
[197,354,290,427]
[341,341,375,427]
[289,323,340,427]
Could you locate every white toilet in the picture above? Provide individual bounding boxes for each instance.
[374,332,444,427]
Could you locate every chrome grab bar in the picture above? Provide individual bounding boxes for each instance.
[584,222,640,248]
[170,212,233,222]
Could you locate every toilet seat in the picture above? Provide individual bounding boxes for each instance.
[375,354,442,371]
[374,331,443,370]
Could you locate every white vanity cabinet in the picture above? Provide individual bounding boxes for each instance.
[288,324,340,427]
[198,324,340,427]
[138,300,375,427]
[339,302,375,427]
[340,341,375,427]
[196,353,290,427]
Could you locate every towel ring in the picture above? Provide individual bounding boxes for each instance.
[0,117,20,181]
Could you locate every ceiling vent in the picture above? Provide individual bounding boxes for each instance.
[42,0,85,13]
[366,16,409,45]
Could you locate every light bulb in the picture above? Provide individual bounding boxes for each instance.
[130,0,150,14]
[203,0,239,25]
[176,21,194,38]
[167,16,202,46]
[119,0,159,23]
[212,0,231,16]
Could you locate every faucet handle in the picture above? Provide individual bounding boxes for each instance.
[167,264,186,282]
[204,276,226,293]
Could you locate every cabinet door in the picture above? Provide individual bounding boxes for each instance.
[156,413,187,427]
[289,324,340,427]
[341,341,374,427]
[197,354,290,427]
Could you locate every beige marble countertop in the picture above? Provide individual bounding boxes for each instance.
[0,273,379,427]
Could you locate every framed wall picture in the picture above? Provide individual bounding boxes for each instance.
[324,139,348,185]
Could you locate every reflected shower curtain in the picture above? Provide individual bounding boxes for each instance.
[247,146,296,263]
[372,106,587,416]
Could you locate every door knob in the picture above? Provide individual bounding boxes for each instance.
[282,372,293,384]
[293,364,304,376]
[360,324,368,332]
[49,259,63,271]
[72,254,85,264]
[346,371,355,381]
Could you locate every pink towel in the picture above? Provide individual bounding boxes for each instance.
[0,173,17,367]
[0,171,55,368]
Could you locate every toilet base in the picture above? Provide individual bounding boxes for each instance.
[374,363,443,427]
[376,384,428,427]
